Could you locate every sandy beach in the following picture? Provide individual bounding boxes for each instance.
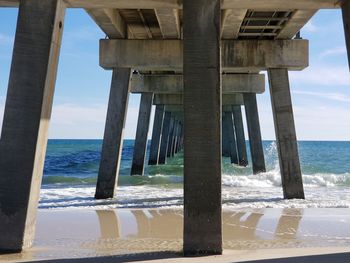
[1,208,350,262]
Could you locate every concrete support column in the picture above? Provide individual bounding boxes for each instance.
[232,105,248,167]
[131,93,154,175]
[222,114,230,157]
[167,116,175,158]
[268,69,305,199]
[177,123,183,151]
[158,111,171,164]
[224,112,239,164]
[342,0,350,69]
[183,0,222,255]
[0,0,65,251]
[172,120,179,156]
[95,68,132,199]
[244,93,266,174]
[148,105,165,165]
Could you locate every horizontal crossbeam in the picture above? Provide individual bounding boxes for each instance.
[100,40,309,71]
[153,94,244,105]
[0,0,340,9]
[130,74,265,94]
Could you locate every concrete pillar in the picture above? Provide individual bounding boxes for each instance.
[158,111,171,164]
[222,114,231,157]
[148,105,165,165]
[268,69,305,199]
[131,93,154,175]
[171,120,179,156]
[177,123,183,152]
[0,0,65,252]
[232,105,248,167]
[167,116,175,158]
[183,0,222,255]
[244,93,266,174]
[95,68,132,199]
[342,0,350,70]
[224,112,239,164]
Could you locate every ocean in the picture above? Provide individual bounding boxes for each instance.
[40,140,350,210]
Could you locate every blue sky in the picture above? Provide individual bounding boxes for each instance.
[0,8,349,140]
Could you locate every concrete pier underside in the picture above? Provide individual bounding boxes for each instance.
[1,0,346,255]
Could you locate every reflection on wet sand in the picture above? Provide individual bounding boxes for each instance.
[96,210,120,239]
[131,210,183,239]
[95,209,302,243]
[3,208,350,262]
[223,211,264,240]
[275,209,303,239]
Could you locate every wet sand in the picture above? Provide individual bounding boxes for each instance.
[1,208,350,262]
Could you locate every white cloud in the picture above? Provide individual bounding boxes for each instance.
[49,102,143,139]
[319,46,347,59]
[293,105,350,141]
[290,66,350,86]
[0,33,13,46]
[0,99,149,140]
[302,20,319,33]
[63,26,102,44]
[293,90,350,103]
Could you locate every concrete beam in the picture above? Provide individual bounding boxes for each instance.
[221,9,247,39]
[95,68,132,199]
[131,93,153,175]
[342,0,350,70]
[276,10,317,39]
[155,8,181,39]
[153,94,244,105]
[130,74,265,94]
[268,69,305,199]
[100,39,309,71]
[0,0,65,251]
[183,0,222,255]
[86,9,126,39]
[1,0,340,9]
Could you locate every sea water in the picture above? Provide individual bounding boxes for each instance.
[39,140,350,209]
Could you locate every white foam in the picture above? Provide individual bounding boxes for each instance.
[39,182,350,210]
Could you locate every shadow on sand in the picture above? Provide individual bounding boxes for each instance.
[25,251,350,263]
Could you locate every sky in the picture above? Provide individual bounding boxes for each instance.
[0,8,350,140]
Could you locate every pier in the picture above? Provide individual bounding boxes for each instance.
[0,0,349,255]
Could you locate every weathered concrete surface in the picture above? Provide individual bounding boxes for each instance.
[148,105,165,165]
[232,105,248,167]
[183,0,222,255]
[222,114,231,157]
[131,93,153,175]
[155,8,181,39]
[130,74,265,94]
[86,9,126,39]
[276,10,316,39]
[167,117,175,157]
[158,111,171,164]
[244,93,266,174]
[1,0,341,9]
[0,0,65,252]
[224,112,239,164]
[100,40,309,71]
[95,68,132,199]
[153,94,244,105]
[268,69,305,199]
[171,119,179,156]
[342,0,350,70]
